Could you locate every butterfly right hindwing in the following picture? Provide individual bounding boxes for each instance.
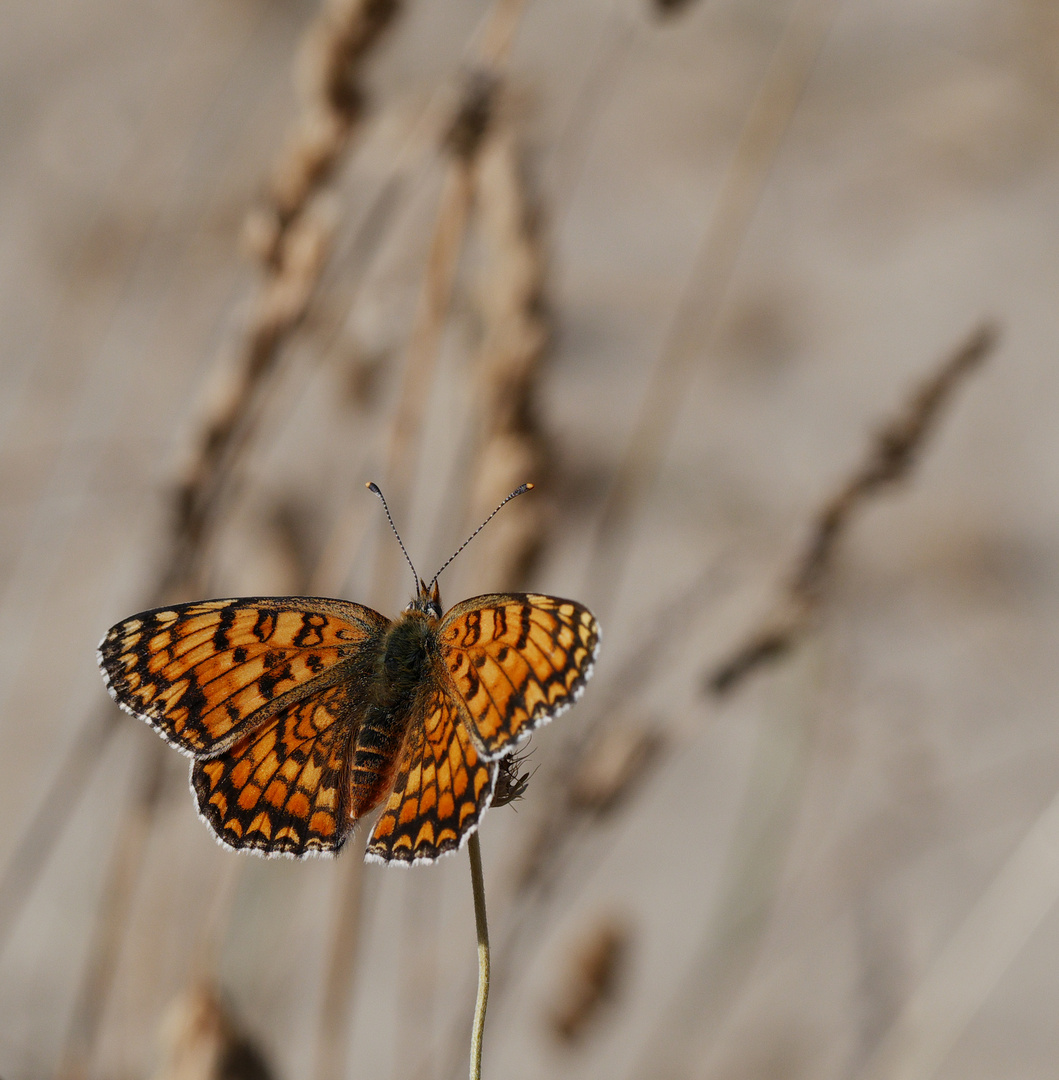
[366,686,496,864]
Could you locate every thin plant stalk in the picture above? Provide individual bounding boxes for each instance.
[468,831,490,1080]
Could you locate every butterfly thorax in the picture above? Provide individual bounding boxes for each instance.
[376,609,439,711]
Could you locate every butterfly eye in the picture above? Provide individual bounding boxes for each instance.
[403,594,442,619]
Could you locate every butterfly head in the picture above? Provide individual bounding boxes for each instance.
[367,480,533,622]
[406,578,442,620]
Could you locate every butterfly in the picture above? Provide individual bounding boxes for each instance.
[97,485,599,865]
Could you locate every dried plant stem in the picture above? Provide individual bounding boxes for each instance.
[170,0,402,588]
[631,645,821,1080]
[382,0,527,517]
[321,7,529,1072]
[468,832,491,1080]
[385,163,477,503]
[466,123,550,587]
[708,322,997,694]
[315,167,479,1053]
[1,0,405,950]
[476,0,528,66]
[434,556,739,1080]
[10,4,404,1070]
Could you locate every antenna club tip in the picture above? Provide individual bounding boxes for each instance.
[523,482,534,491]
[366,481,381,494]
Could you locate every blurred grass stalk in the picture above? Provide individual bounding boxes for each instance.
[586,0,844,609]
[633,641,824,1080]
[860,786,1059,1080]
[459,1,849,1056]
[44,1,404,1075]
[316,0,548,1076]
[487,0,849,978]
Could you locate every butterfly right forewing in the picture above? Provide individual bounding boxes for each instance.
[437,593,600,758]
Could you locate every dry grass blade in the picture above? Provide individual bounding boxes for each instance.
[35,3,404,1072]
[264,0,403,234]
[586,0,845,621]
[514,557,734,892]
[376,68,504,585]
[320,8,533,1076]
[0,703,114,956]
[433,563,736,1080]
[860,784,1059,1080]
[382,155,478,506]
[708,322,997,695]
[169,211,334,587]
[382,0,530,522]
[314,856,369,1080]
[630,644,820,1080]
[170,0,402,589]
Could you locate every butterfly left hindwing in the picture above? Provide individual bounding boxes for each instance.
[193,683,355,857]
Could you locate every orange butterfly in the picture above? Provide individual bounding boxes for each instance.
[97,485,599,864]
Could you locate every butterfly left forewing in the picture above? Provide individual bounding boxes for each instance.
[98,597,387,756]
[366,686,496,864]
[437,593,600,758]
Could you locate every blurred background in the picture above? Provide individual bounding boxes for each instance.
[3,0,1059,1077]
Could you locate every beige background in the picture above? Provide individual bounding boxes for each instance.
[2,1,1059,1078]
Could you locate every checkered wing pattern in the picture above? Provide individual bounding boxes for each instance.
[366,687,496,864]
[437,593,600,758]
[98,597,388,756]
[193,683,357,856]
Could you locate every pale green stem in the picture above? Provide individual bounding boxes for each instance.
[468,831,490,1080]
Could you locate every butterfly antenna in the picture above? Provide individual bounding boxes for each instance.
[428,483,534,590]
[366,482,419,594]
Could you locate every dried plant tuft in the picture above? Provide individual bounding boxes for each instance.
[493,748,534,808]
[568,726,665,816]
[708,322,998,694]
[551,920,631,1043]
[152,984,275,1080]
[468,121,552,587]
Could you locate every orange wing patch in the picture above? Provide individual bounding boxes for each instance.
[192,683,356,856]
[366,688,496,864]
[98,597,388,755]
[438,594,600,758]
